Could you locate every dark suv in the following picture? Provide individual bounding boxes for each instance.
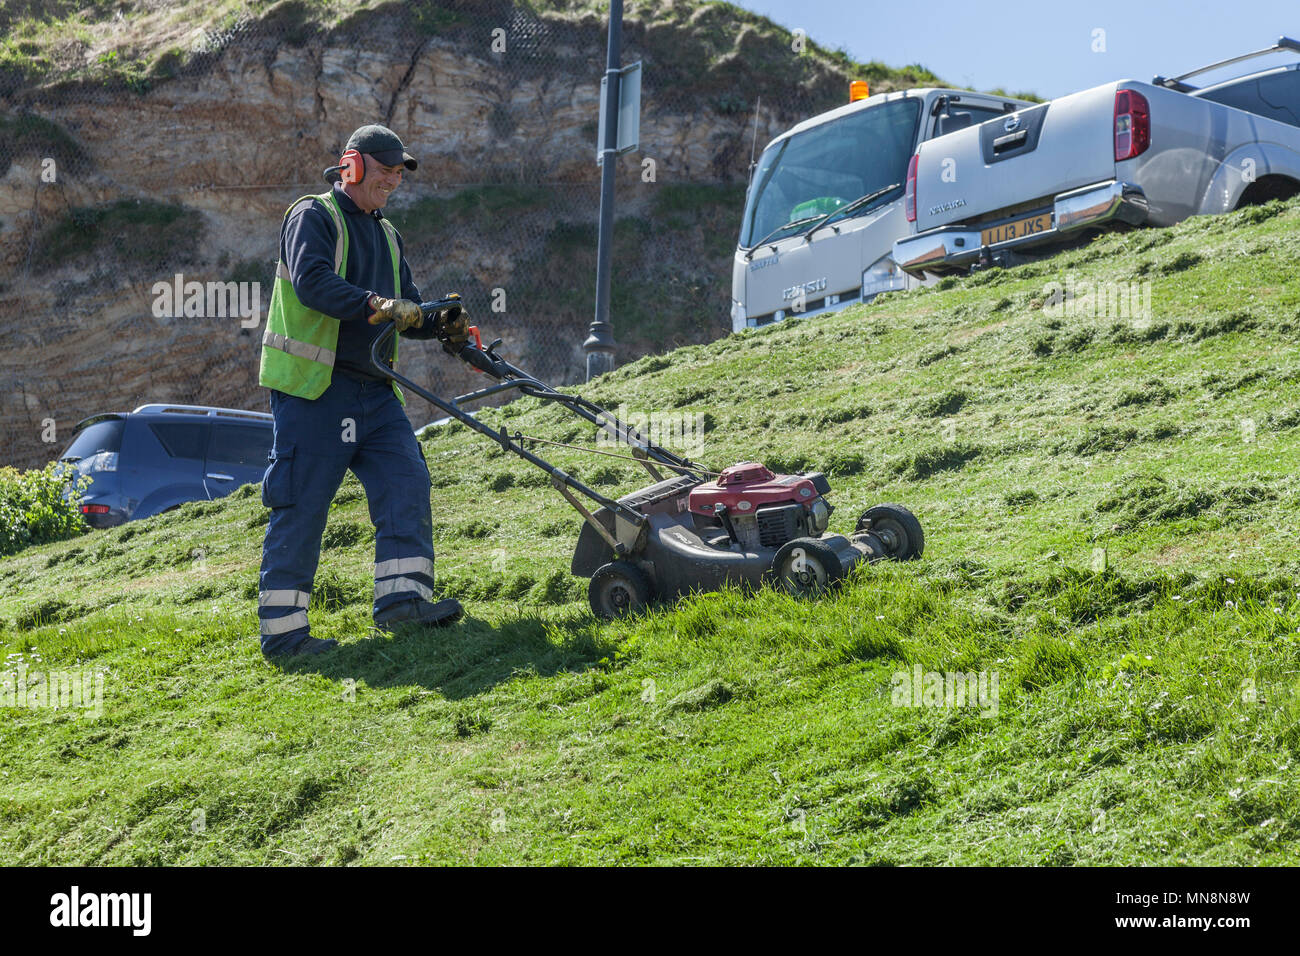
[58,404,274,528]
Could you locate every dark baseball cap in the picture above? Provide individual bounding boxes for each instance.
[346,124,417,171]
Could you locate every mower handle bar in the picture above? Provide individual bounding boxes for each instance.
[367,306,705,540]
[372,301,697,472]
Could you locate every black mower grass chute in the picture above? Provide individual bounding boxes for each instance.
[372,298,924,619]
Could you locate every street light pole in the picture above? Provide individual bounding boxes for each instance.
[584,0,623,381]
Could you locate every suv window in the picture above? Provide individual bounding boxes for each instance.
[61,419,124,461]
[149,422,208,460]
[1199,69,1300,127]
[207,424,272,467]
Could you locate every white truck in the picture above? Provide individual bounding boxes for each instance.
[892,37,1300,277]
[731,84,1036,332]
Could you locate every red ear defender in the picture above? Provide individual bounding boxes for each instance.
[339,149,364,184]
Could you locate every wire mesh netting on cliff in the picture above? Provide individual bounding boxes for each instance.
[0,0,879,466]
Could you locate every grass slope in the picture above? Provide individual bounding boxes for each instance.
[3,200,1300,864]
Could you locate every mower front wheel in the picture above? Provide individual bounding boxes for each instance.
[771,537,843,597]
[589,561,654,619]
[856,504,924,561]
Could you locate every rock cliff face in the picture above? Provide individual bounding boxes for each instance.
[0,0,908,468]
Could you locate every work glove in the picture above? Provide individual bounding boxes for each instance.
[431,294,469,345]
[367,296,423,332]
[439,305,470,346]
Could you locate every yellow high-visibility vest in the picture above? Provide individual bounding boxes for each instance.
[258,190,403,401]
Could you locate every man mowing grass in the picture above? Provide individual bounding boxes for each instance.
[256,124,468,658]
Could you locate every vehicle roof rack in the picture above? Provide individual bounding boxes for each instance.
[1154,36,1300,92]
[131,403,273,421]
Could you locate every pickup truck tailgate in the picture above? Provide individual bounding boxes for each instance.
[914,83,1121,229]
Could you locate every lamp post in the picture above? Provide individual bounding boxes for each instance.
[584,0,624,381]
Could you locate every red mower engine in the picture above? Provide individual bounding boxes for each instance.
[688,462,832,551]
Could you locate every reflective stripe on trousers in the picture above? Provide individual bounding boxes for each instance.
[375,556,434,601]
[375,557,433,579]
[259,589,311,637]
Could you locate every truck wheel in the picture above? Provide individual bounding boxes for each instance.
[589,561,654,619]
[771,537,843,596]
[856,504,924,561]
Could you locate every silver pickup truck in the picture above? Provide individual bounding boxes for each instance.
[732,85,1035,330]
[893,37,1300,276]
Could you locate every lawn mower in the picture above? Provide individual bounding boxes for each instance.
[371,298,924,619]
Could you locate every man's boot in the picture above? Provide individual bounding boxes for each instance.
[374,597,463,630]
[261,633,340,659]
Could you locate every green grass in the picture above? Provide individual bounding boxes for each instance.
[5,199,1300,864]
[0,0,999,109]
[0,0,257,88]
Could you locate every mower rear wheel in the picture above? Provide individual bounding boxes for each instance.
[589,561,654,619]
[771,538,843,596]
[856,503,924,561]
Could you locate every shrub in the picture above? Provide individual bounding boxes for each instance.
[0,464,89,557]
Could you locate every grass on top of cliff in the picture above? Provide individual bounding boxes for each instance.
[0,0,974,104]
[3,198,1300,865]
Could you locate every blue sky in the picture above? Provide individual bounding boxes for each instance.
[731,0,1300,100]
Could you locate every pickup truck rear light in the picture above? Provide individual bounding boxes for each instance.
[905,153,919,222]
[1114,89,1150,161]
[80,504,111,515]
